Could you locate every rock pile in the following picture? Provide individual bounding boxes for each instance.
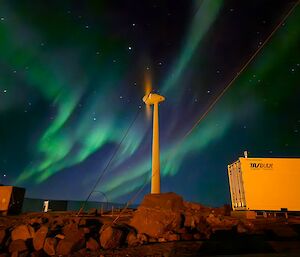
[0,215,133,256]
[130,192,248,243]
[0,193,254,256]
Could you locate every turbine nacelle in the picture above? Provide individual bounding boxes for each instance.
[143,93,165,105]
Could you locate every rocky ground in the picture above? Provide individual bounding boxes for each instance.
[0,192,300,257]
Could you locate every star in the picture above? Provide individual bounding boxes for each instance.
[207,90,211,94]
[132,23,136,27]
[128,46,132,50]
[3,89,7,93]
[85,25,89,29]
[93,117,97,121]
[119,95,123,99]
[96,51,100,55]
[0,17,4,21]
[291,68,295,72]
[3,174,6,177]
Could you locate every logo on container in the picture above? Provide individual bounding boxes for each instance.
[250,163,273,169]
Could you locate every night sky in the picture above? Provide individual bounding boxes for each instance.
[0,0,299,206]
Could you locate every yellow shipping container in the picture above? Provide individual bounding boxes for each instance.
[227,158,300,211]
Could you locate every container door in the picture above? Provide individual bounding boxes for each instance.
[228,162,246,210]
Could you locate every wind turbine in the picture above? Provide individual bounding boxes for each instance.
[143,91,165,194]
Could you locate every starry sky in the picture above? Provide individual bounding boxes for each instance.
[0,0,299,206]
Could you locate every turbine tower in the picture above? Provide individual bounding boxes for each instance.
[143,93,165,194]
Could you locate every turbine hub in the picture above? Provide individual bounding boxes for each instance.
[143,93,165,105]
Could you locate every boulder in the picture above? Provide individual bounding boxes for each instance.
[62,223,85,248]
[236,222,248,233]
[130,193,185,238]
[206,214,222,226]
[86,237,99,251]
[139,192,185,211]
[43,238,57,256]
[11,225,35,241]
[126,230,139,247]
[183,201,205,211]
[0,229,6,246]
[137,233,149,244]
[33,226,48,251]
[130,207,183,238]
[206,214,237,232]
[63,223,79,238]
[99,225,125,249]
[56,225,85,255]
[184,212,202,228]
[9,239,27,253]
[56,239,78,255]
[195,220,212,239]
